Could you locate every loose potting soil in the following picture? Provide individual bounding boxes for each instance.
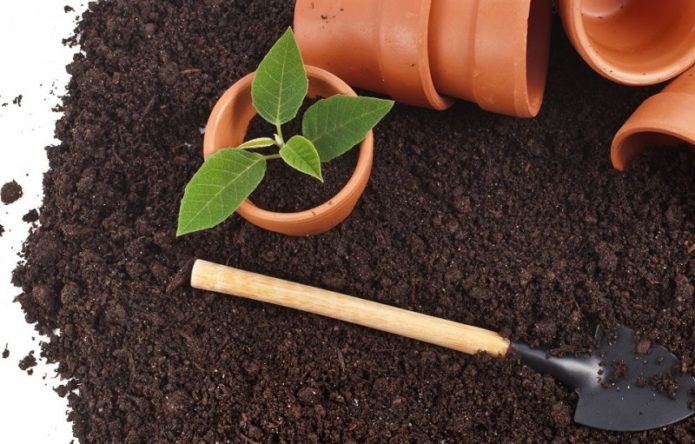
[22,209,40,224]
[1,180,23,205]
[11,2,695,442]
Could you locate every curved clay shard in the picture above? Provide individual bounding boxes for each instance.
[558,0,695,86]
[611,66,695,171]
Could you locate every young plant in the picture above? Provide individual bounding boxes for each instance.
[177,28,394,236]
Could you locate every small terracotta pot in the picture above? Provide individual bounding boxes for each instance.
[611,66,695,171]
[203,66,374,236]
[294,0,453,111]
[294,0,552,118]
[558,0,695,86]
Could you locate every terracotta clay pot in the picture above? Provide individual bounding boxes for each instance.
[611,66,695,171]
[558,0,695,86]
[294,0,552,118]
[203,66,374,236]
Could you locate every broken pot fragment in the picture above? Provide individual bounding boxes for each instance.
[611,66,695,171]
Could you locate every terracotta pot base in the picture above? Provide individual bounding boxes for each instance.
[203,66,374,236]
[612,67,695,171]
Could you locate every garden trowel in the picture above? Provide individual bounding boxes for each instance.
[191,259,695,432]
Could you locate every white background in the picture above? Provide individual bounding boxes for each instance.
[0,2,83,442]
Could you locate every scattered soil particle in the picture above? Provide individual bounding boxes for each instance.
[297,386,321,406]
[165,258,195,295]
[636,338,652,355]
[64,5,74,13]
[1,180,23,204]
[650,372,680,400]
[551,401,572,428]
[606,359,628,385]
[0,224,4,237]
[2,344,8,359]
[22,209,39,223]
[675,274,694,301]
[10,2,695,442]
[18,351,37,371]
[12,95,23,106]
[55,385,69,398]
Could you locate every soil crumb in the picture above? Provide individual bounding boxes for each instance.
[650,372,680,400]
[2,344,8,359]
[12,95,23,107]
[1,181,23,205]
[0,224,4,237]
[18,351,37,372]
[22,209,39,224]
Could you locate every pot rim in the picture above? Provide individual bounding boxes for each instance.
[562,2,695,86]
[203,65,374,235]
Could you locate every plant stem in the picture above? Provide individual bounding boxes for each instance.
[264,154,282,160]
[275,124,285,146]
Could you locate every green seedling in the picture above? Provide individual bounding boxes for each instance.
[177,28,394,236]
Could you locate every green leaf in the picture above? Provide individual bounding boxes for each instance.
[177,150,266,236]
[238,137,276,149]
[303,96,394,162]
[280,136,323,181]
[252,28,308,126]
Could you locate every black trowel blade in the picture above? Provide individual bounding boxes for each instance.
[574,327,695,432]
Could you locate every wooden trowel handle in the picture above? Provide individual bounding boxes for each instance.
[191,260,511,357]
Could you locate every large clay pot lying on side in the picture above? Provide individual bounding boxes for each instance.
[204,66,374,236]
[558,0,695,86]
[611,66,695,171]
[293,0,552,118]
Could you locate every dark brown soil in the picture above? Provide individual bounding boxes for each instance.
[1,180,23,204]
[10,1,695,443]
[0,224,4,237]
[2,344,8,359]
[18,351,37,372]
[23,209,39,224]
